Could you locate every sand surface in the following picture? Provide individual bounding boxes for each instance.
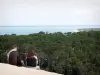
[0,63,62,75]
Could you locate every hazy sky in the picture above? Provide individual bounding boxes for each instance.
[0,0,100,34]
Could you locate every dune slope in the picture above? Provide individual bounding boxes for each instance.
[0,63,62,75]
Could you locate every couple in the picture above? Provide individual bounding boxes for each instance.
[7,45,39,68]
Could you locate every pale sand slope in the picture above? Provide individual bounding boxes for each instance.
[0,63,62,75]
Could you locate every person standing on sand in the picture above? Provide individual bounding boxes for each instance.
[7,45,17,64]
[7,45,24,66]
[26,50,39,67]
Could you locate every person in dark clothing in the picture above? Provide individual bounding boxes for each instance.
[26,57,37,67]
[26,50,38,67]
[7,45,23,66]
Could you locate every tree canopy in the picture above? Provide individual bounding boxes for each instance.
[0,31,100,75]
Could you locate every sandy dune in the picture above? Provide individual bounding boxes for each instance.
[0,63,62,75]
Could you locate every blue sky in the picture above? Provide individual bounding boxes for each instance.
[0,0,100,34]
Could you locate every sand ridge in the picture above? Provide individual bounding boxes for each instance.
[0,63,62,75]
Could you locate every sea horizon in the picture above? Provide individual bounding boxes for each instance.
[0,25,100,35]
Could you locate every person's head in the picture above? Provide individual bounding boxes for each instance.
[32,50,35,53]
[12,45,17,49]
